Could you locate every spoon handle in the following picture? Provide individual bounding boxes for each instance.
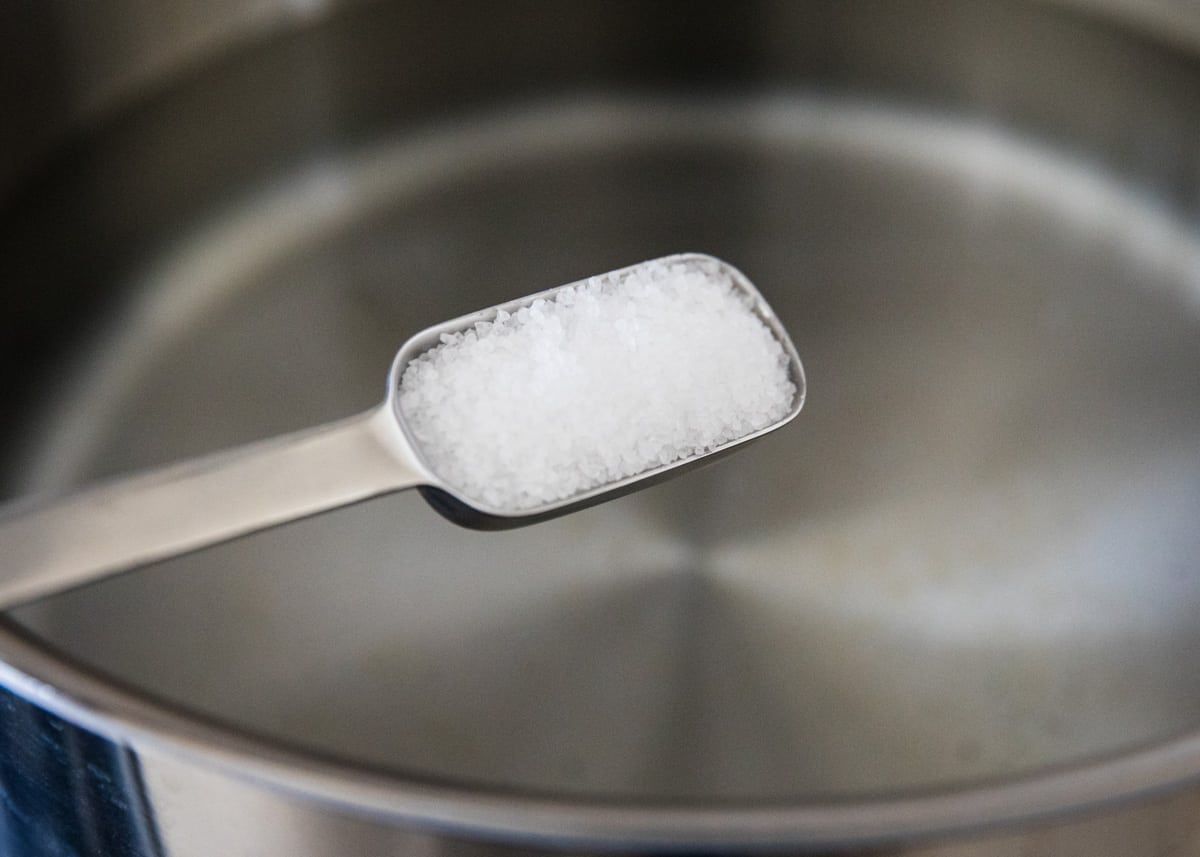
[0,406,422,610]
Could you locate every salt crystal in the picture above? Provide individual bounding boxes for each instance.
[397,256,797,512]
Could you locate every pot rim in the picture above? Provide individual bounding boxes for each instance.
[2,617,1199,850]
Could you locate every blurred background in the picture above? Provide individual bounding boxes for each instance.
[2,1,1200,854]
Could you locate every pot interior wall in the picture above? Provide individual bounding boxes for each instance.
[3,0,1200,803]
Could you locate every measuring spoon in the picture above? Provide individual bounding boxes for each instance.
[0,254,804,610]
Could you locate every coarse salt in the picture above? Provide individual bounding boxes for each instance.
[397,256,796,511]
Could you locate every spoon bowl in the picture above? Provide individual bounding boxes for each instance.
[393,253,806,527]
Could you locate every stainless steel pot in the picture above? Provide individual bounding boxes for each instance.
[3,1,1200,854]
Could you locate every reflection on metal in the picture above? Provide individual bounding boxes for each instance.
[0,686,160,856]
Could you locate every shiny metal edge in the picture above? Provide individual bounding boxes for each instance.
[2,618,1200,849]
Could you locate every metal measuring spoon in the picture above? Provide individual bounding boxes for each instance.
[0,254,804,610]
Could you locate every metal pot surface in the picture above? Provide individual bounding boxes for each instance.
[3,1,1200,854]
